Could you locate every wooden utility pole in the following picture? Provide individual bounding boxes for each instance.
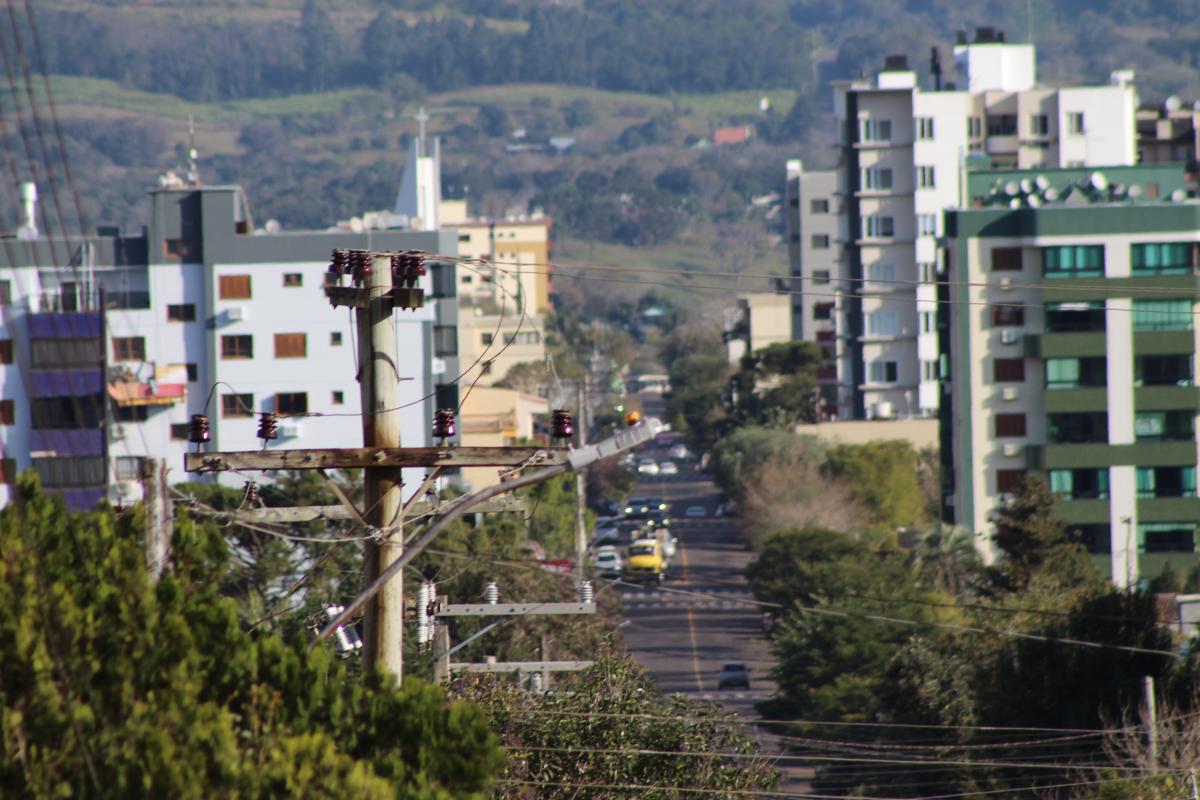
[140,457,170,581]
[359,253,406,678]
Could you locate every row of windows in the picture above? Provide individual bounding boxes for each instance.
[863,112,1085,144]
[217,273,305,299]
[859,215,938,239]
[106,332,348,363]
[992,406,1196,443]
[991,243,1196,276]
[858,165,935,190]
[989,299,1195,331]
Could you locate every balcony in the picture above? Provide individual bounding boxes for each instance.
[1030,332,1106,359]
[1136,386,1200,410]
[1029,441,1198,470]
[1134,331,1195,355]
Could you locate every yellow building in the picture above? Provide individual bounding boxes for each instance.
[458,386,549,491]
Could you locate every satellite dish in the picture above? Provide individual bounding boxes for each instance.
[1020,178,1033,193]
[1128,184,1143,198]
[1166,95,1183,113]
[1035,175,1049,191]
[349,216,364,233]
[1090,172,1109,192]
[1171,189,1187,202]
[1005,182,1019,196]
[1009,197,1021,208]
[264,219,282,234]
[1044,187,1059,202]
[1027,194,1041,208]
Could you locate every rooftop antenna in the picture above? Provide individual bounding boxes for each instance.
[930,46,942,91]
[187,114,200,186]
[416,106,429,159]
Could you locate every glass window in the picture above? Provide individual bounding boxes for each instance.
[1067,112,1085,135]
[1049,469,1073,497]
[916,117,934,139]
[1044,302,1105,332]
[276,392,308,415]
[991,304,1024,326]
[860,167,894,190]
[1132,243,1191,275]
[221,394,254,418]
[811,199,830,214]
[812,234,830,249]
[863,216,894,238]
[869,361,898,383]
[1047,412,1108,443]
[991,247,1023,272]
[917,166,935,188]
[986,114,1017,136]
[1132,299,1192,331]
[1046,358,1080,388]
[112,337,145,362]
[917,214,937,236]
[1139,522,1195,553]
[1136,354,1192,386]
[868,262,895,285]
[166,303,195,322]
[283,273,303,287]
[860,119,892,142]
[867,310,899,336]
[1043,245,1104,278]
[813,270,831,285]
[1135,410,1193,441]
[1030,114,1049,136]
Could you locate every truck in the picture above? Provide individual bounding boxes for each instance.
[625,537,668,583]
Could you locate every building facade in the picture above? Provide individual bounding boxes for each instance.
[942,163,1199,586]
[0,185,459,509]
[790,28,1139,421]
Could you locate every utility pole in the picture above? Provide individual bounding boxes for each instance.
[575,376,589,582]
[359,253,406,678]
[140,457,170,581]
[1144,675,1158,772]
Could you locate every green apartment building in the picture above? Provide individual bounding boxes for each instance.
[941,163,1200,586]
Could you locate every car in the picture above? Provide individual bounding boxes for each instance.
[659,461,679,476]
[668,444,690,460]
[717,661,750,690]
[646,497,668,512]
[637,458,660,476]
[684,505,708,518]
[590,527,621,549]
[593,546,623,578]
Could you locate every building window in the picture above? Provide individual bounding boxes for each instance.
[0,339,11,364]
[1139,522,1196,554]
[813,303,834,321]
[276,392,308,415]
[1132,299,1192,331]
[810,198,829,214]
[811,234,831,249]
[1048,412,1107,443]
[813,270,831,285]
[1043,245,1104,278]
[481,332,495,346]
[331,331,343,346]
[996,469,1026,493]
[967,116,983,138]
[1132,243,1192,275]
[221,393,254,418]
[332,390,345,405]
[867,310,899,336]
[916,214,937,236]
[993,358,1025,382]
[163,239,194,259]
[283,273,303,287]
[114,405,149,422]
[504,331,541,346]
[863,215,894,239]
[274,332,308,358]
[1067,112,1085,135]
[991,247,1023,272]
[986,114,1017,136]
[860,167,894,190]
[1046,357,1106,389]
[920,311,935,333]
[114,456,144,481]
[221,335,253,359]
[0,399,13,425]
[1135,410,1193,441]
[859,118,892,142]
[995,413,1026,437]
[0,280,10,306]
[869,360,898,383]
[919,262,936,282]
[185,363,198,382]
[218,274,252,299]
[917,166,935,188]
[916,117,934,140]
[990,304,1024,326]
[921,360,939,381]
[1045,302,1105,332]
[112,337,146,362]
[170,423,189,441]
[1049,468,1109,500]
[1137,466,1197,499]
[1136,354,1193,386]
[868,262,895,285]
[166,303,195,322]
[1029,114,1049,136]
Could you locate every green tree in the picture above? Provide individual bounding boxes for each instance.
[988,475,1100,593]
[0,473,502,798]
[824,440,928,530]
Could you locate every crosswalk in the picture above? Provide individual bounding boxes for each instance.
[617,587,757,610]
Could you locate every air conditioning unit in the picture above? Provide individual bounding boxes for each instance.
[997,277,1014,291]
[226,306,249,322]
[999,329,1020,345]
[278,421,303,439]
[1001,387,1019,401]
[1002,443,1022,457]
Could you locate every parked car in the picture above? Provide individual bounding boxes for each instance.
[624,497,650,516]
[637,458,660,476]
[646,497,668,512]
[659,461,679,476]
[684,505,708,518]
[590,527,621,549]
[593,546,623,578]
[668,444,690,460]
[717,661,751,690]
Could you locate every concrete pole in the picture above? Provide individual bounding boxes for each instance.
[433,607,450,685]
[575,378,588,583]
[359,254,405,679]
[1144,675,1158,772]
[140,457,169,581]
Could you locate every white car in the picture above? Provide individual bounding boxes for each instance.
[593,546,623,578]
[637,458,660,476]
[668,444,690,460]
[659,461,679,476]
[684,505,708,518]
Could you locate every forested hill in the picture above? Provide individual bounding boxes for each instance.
[34,0,1200,103]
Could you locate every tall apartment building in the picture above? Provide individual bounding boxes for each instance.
[942,163,1200,586]
[788,28,1138,421]
[0,184,459,509]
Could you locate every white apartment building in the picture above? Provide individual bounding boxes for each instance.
[790,27,1138,421]
[0,184,459,510]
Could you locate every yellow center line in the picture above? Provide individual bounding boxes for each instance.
[679,537,704,691]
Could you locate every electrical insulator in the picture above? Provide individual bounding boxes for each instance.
[329,248,348,281]
[416,581,435,647]
[406,250,427,281]
[624,410,642,427]
[578,580,594,604]
[551,409,574,441]
[484,580,499,605]
[529,672,543,693]
[432,408,456,440]
[322,604,363,657]
[188,413,210,444]
[257,412,279,441]
[350,249,372,285]
[241,480,260,506]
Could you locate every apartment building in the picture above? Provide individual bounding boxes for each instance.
[793,27,1138,421]
[0,184,459,509]
[941,163,1199,586]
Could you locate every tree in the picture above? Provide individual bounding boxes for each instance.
[988,475,1100,593]
[0,473,502,798]
[451,654,778,798]
[824,440,928,531]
